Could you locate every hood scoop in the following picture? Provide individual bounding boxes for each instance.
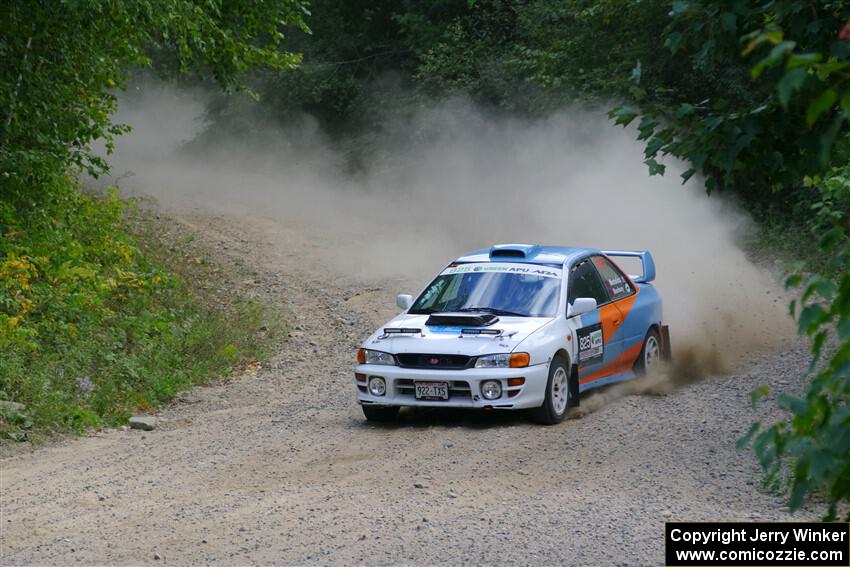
[425,312,499,327]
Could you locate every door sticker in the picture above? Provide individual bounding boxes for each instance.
[577,323,604,367]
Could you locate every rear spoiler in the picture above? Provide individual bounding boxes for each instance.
[602,250,656,283]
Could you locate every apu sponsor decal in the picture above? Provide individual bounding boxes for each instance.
[577,323,603,367]
[441,263,562,279]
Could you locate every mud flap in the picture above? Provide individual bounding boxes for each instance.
[660,325,672,362]
[568,363,580,407]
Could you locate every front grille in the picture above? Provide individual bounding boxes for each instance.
[395,353,473,370]
[396,379,472,399]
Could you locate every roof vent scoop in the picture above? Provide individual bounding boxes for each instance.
[489,244,540,259]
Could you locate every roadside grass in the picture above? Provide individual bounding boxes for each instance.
[0,176,286,443]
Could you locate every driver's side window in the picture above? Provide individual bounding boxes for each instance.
[568,259,609,307]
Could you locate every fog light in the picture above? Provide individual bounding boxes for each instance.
[481,380,502,400]
[368,376,386,396]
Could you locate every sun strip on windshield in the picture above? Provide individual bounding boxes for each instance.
[440,262,563,279]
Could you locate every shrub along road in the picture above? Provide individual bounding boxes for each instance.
[0,211,815,565]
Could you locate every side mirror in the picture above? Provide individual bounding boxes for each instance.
[396,294,414,310]
[567,297,597,318]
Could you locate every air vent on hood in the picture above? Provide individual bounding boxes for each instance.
[425,312,499,327]
[489,244,540,259]
[490,249,524,258]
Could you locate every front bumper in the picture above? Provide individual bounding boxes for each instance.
[354,363,550,410]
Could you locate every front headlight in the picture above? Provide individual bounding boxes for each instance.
[475,352,530,368]
[357,348,396,366]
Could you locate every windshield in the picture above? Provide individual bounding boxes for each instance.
[409,263,562,317]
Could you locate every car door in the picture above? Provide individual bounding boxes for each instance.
[590,255,642,375]
[567,257,622,385]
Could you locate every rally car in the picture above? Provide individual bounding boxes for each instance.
[354,244,670,424]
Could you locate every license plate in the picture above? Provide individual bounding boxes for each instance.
[414,381,449,400]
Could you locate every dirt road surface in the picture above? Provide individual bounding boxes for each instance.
[0,211,812,566]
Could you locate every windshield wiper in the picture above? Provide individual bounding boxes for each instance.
[457,306,527,317]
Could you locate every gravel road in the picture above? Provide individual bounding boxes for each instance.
[0,211,814,566]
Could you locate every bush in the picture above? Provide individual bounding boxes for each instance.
[743,166,850,520]
[0,176,283,440]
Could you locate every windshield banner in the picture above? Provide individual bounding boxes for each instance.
[441,263,562,279]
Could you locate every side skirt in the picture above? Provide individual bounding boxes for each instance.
[578,370,637,393]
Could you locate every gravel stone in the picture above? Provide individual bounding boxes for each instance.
[0,400,25,412]
[128,416,157,431]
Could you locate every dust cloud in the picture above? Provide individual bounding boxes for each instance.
[99,80,795,390]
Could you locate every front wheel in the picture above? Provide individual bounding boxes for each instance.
[362,405,400,422]
[531,357,571,425]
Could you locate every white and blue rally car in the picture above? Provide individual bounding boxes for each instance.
[355,244,670,424]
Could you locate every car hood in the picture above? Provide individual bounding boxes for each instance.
[362,313,553,356]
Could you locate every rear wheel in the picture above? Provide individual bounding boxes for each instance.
[635,328,661,374]
[362,405,400,422]
[531,357,570,425]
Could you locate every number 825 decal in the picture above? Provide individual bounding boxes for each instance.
[577,323,603,367]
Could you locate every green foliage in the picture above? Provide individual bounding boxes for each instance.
[0,0,302,440]
[196,0,481,138]
[0,177,283,439]
[201,0,844,219]
[412,0,529,107]
[0,0,308,182]
[605,1,849,201]
[747,165,850,520]
[511,0,672,105]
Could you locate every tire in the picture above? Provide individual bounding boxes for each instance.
[635,327,662,374]
[362,405,400,422]
[531,357,571,425]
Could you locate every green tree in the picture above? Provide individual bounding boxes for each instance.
[759,164,850,520]
[198,0,505,137]
[736,16,850,520]
[609,1,849,199]
[0,0,309,185]
[0,0,307,436]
